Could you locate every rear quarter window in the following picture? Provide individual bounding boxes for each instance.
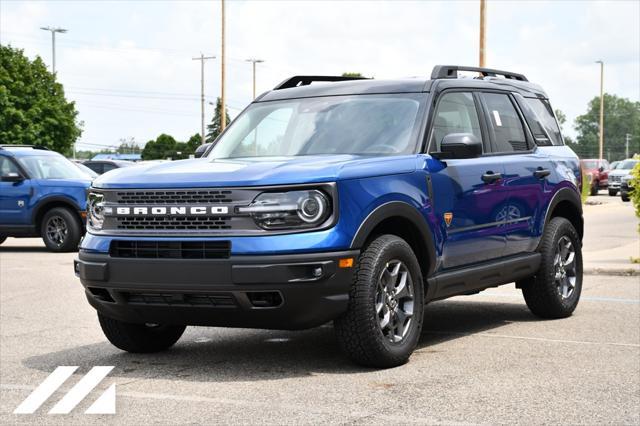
[523,98,564,146]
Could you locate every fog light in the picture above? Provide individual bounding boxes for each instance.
[312,267,323,277]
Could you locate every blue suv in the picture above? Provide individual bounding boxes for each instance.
[75,66,584,367]
[0,145,91,251]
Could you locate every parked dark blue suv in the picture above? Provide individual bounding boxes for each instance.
[0,145,91,251]
[76,66,584,367]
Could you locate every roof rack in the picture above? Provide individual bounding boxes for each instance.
[274,75,369,90]
[0,144,49,150]
[431,65,528,82]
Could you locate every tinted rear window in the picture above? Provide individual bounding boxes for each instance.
[524,98,563,146]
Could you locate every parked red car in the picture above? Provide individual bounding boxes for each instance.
[581,159,610,195]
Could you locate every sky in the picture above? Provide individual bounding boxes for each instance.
[1,0,639,151]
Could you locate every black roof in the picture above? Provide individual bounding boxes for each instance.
[257,65,547,102]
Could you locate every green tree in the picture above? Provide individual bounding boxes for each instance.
[554,109,574,145]
[206,97,230,143]
[572,94,640,160]
[142,134,178,160]
[186,133,202,152]
[0,45,82,153]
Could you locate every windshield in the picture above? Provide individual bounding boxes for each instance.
[619,160,639,170]
[581,160,599,169]
[208,94,424,159]
[18,155,90,180]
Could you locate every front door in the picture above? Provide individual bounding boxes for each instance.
[0,156,32,225]
[426,91,508,269]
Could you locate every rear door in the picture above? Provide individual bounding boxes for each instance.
[426,91,508,269]
[478,92,555,255]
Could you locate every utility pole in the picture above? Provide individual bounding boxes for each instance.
[220,0,227,131]
[479,0,486,67]
[192,54,216,145]
[596,60,604,160]
[40,26,67,75]
[246,59,265,99]
[626,133,632,159]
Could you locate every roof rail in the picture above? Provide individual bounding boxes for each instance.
[0,144,49,150]
[274,75,369,90]
[431,65,528,82]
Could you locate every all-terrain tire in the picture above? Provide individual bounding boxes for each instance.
[590,183,598,196]
[608,189,618,196]
[40,207,82,252]
[98,313,186,353]
[621,194,630,202]
[520,217,582,319]
[334,234,424,368]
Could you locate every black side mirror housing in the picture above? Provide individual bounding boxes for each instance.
[1,172,24,183]
[432,133,483,160]
[598,166,605,172]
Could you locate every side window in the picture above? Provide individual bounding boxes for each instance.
[481,93,529,152]
[429,92,483,153]
[85,163,103,174]
[231,108,293,157]
[0,156,20,176]
[524,98,563,145]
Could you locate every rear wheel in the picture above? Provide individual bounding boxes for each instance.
[98,313,186,353]
[519,217,582,319]
[608,189,618,196]
[40,207,82,252]
[335,234,424,368]
[590,182,598,196]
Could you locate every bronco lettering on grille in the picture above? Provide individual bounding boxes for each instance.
[109,206,230,216]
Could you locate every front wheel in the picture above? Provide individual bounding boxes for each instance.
[98,313,186,353]
[40,207,82,252]
[519,217,583,319]
[334,234,424,368]
[621,193,630,202]
[590,182,598,196]
[608,189,618,196]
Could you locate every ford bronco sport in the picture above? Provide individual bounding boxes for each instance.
[75,65,584,368]
[1,145,91,251]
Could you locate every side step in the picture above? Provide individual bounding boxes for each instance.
[427,253,541,301]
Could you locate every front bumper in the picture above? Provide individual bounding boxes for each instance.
[608,182,621,189]
[75,249,358,330]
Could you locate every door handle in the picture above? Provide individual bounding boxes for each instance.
[481,171,502,184]
[533,168,551,179]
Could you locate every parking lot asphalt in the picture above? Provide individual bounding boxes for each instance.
[1,196,639,424]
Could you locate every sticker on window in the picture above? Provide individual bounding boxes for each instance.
[492,110,502,127]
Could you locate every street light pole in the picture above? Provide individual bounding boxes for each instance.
[192,54,216,145]
[40,26,67,75]
[220,0,227,131]
[246,59,264,99]
[626,133,632,159]
[479,0,486,67]
[595,60,604,160]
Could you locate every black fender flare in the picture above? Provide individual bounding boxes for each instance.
[542,187,583,238]
[31,196,83,227]
[350,201,437,277]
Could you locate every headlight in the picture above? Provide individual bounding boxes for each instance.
[87,191,105,231]
[238,189,331,230]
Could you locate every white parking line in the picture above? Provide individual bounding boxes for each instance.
[472,292,640,304]
[423,330,640,348]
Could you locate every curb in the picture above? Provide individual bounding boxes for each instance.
[584,267,639,277]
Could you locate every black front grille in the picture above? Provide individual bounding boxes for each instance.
[110,240,231,259]
[115,216,232,231]
[115,189,234,205]
[125,292,236,307]
[610,175,622,183]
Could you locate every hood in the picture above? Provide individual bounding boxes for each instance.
[36,178,92,189]
[92,154,418,189]
[609,169,633,177]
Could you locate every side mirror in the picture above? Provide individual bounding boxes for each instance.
[433,133,483,160]
[598,166,605,172]
[1,172,24,183]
